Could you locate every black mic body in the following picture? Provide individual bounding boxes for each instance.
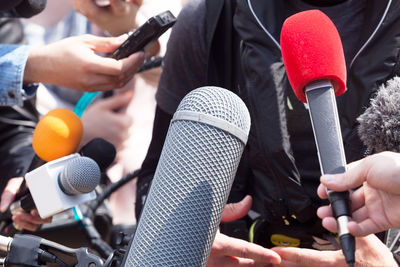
[0,0,47,18]
[122,86,251,266]
[79,138,116,172]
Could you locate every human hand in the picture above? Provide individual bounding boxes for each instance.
[24,34,145,92]
[0,177,51,232]
[271,234,397,267]
[73,0,142,36]
[81,91,133,150]
[207,196,281,266]
[317,151,400,236]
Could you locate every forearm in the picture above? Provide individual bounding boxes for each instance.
[0,45,37,106]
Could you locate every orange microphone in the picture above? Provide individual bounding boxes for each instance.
[29,108,83,170]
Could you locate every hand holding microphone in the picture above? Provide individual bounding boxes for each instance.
[317,151,400,237]
[281,10,354,265]
[0,177,50,232]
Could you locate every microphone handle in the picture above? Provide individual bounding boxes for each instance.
[27,155,45,173]
[305,80,355,265]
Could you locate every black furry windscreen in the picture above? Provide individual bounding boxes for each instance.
[357,76,400,153]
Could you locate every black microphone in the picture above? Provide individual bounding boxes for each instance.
[79,138,116,172]
[0,0,46,18]
[357,76,400,153]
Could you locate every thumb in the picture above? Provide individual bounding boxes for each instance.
[82,34,127,53]
[320,159,366,191]
[0,177,24,212]
[221,195,252,222]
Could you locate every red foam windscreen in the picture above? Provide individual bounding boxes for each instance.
[280,10,346,103]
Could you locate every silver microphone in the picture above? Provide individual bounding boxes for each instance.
[122,86,251,266]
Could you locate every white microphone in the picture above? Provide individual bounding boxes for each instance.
[22,154,100,219]
[122,86,251,266]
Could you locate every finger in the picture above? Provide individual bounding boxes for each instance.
[321,217,338,233]
[347,220,381,237]
[120,51,146,76]
[351,205,369,223]
[12,216,40,232]
[0,177,24,212]
[31,210,52,223]
[320,158,367,191]
[215,234,281,264]
[317,183,328,199]
[13,212,49,226]
[349,187,365,211]
[208,256,256,267]
[83,34,127,53]
[316,205,333,219]
[88,51,145,80]
[271,247,339,267]
[97,92,132,110]
[221,195,252,222]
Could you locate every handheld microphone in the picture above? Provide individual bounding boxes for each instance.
[357,76,400,153]
[1,138,112,222]
[121,86,251,266]
[26,108,83,173]
[12,154,100,219]
[0,0,47,18]
[281,10,354,265]
[79,138,116,172]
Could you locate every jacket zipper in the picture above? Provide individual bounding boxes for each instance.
[247,0,392,70]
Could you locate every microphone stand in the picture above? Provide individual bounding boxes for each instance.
[0,234,103,267]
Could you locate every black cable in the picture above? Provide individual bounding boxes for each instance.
[91,168,142,212]
[137,56,163,73]
[38,248,68,267]
[55,257,69,267]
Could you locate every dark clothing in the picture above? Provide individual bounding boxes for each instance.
[0,18,37,192]
[137,0,400,248]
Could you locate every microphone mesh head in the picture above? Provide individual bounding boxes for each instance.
[59,156,100,195]
[123,86,250,266]
[358,77,400,152]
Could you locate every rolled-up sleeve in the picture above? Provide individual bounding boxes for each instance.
[0,44,37,106]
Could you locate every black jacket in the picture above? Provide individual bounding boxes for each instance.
[0,18,37,192]
[136,0,400,247]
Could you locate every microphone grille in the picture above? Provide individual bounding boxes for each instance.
[176,86,251,133]
[60,156,100,195]
[357,77,400,152]
[124,86,250,266]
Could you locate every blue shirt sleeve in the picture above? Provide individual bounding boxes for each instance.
[0,44,38,106]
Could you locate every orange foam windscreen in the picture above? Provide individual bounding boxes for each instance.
[280,10,346,103]
[32,108,83,162]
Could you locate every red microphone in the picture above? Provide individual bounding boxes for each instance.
[281,10,355,266]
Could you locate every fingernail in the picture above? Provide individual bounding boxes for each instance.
[321,175,334,183]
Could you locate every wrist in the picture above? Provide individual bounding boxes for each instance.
[23,46,49,85]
